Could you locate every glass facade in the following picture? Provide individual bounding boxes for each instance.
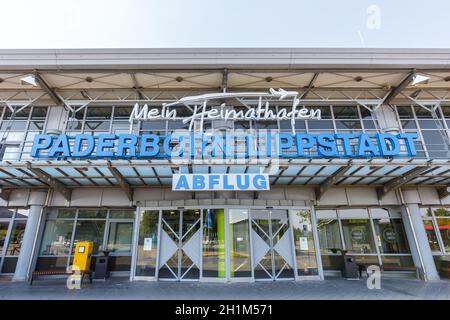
[420,207,450,277]
[37,208,135,272]
[0,204,442,280]
[395,105,450,159]
[0,106,48,161]
[421,207,449,253]
[0,208,28,274]
[132,207,320,281]
[316,207,414,272]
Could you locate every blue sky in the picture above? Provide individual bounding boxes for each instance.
[0,0,449,48]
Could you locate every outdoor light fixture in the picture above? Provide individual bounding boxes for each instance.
[412,74,430,86]
[20,75,37,86]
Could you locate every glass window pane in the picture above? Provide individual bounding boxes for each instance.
[341,219,376,254]
[86,107,112,119]
[339,208,369,219]
[363,120,376,130]
[15,209,29,219]
[414,106,433,118]
[107,222,133,253]
[255,121,277,129]
[4,108,29,120]
[433,208,450,217]
[373,218,410,254]
[291,209,318,276]
[401,120,417,129]
[420,207,433,218]
[78,209,107,219]
[39,220,74,256]
[335,120,362,130]
[423,220,441,252]
[228,209,251,278]
[419,120,440,129]
[57,209,76,219]
[315,106,332,119]
[316,209,337,219]
[180,209,201,280]
[308,120,334,130]
[435,218,450,252]
[396,106,413,119]
[113,107,133,119]
[135,210,159,277]
[31,106,48,119]
[6,220,27,256]
[84,120,111,132]
[1,121,27,130]
[333,106,358,119]
[109,210,135,219]
[72,220,106,254]
[202,209,226,278]
[0,222,10,254]
[317,218,342,253]
[28,121,45,131]
[141,120,166,131]
[0,208,14,219]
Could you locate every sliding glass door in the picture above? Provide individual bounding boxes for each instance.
[133,207,321,282]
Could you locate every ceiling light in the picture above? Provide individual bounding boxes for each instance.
[411,74,430,86]
[85,77,94,83]
[265,76,273,82]
[175,76,183,82]
[20,75,37,86]
[354,76,363,82]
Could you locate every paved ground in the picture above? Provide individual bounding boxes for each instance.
[1,276,449,300]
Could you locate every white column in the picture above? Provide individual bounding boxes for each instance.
[374,104,401,134]
[45,106,68,135]
[12,191,47,282]
[400,196,440,281]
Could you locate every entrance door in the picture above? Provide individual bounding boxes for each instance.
[251,209,295,280]
[158,210,201,280]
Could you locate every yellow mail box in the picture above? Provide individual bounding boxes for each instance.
[73,242,93,272]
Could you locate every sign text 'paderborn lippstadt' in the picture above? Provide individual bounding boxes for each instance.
[30,89,419,191]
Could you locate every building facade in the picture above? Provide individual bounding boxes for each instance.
[0,48,449,282]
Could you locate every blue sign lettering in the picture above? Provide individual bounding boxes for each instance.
[31,132,419,159]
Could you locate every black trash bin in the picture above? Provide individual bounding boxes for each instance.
[94,250,110,280]
[330,248,359,279]
[341,251,359,279]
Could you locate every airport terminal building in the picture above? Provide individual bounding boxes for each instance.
[0,48,449,283]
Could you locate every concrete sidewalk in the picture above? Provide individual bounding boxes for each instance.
[1,277,449,300]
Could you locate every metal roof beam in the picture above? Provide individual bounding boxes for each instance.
[26,163,71,201]
[299,73,318,99]
[377,165,430,200]
[315,165,352,201]
[383,71,416,105]
[130,73,145,100]
[107,162,133,201]
[34,71,63,106]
